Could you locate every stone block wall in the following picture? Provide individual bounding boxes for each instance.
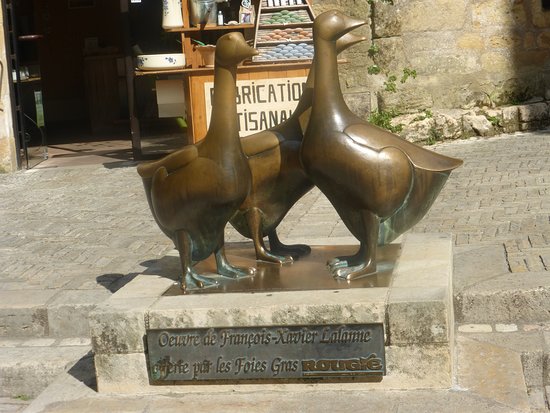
[391,100,550,144]
[313,0,550,115]
[0,6,17,173]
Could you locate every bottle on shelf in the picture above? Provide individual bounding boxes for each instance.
[217,10,224,25]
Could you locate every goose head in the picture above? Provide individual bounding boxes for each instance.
[314,10,366,42]
[215,32,258,68]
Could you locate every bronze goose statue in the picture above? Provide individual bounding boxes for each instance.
[136,32,258,291]
[229,33,367,264]
[301,11,463,281]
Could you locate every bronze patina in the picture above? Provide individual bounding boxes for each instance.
[137,33,258,291]
[229,33,367,264]
[301,11,463,281]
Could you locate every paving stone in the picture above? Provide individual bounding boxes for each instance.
[0,397,29,413]
[23,353,519,413]
[0,342,90,398]
[452,244,510,292]
[457,324,493,333]
[3,131,550,408]
[456,335,530,411]
[455,272,550,323]
[47,289,112,338]
[0,290,58,338]
[495,323,518,332]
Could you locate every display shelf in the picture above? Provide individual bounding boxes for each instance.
[252,0,314,63]
[261,5,310,11]
[134,60,312,76]
[255,27,312,43]
[165,23,255,33]
[261,0,309,8]
[126,0,314,148]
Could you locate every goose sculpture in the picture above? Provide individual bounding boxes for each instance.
[137,32,258,291]
[229,33,367,264]
[301,11,463,281]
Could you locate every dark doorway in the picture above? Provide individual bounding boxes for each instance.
[8,0,132,168]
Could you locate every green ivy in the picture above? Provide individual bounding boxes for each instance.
[426,127,442,146]
[368,110,403,133]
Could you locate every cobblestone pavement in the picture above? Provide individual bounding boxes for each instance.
[0,130,549,297]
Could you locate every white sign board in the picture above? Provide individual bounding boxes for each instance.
[204,77,307,136]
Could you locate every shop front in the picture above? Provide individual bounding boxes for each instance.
[0,0,313,170]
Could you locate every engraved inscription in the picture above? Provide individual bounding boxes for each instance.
[147,324,385,383]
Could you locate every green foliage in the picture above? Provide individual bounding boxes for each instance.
[426,127,442,146]
[368,43,380,58]
[383,68,417,93]
[483,112,503,128]
[14,394,31,401]
[368,110,403,133]
[401,67,417,84]
[413,109,433,122]
[368,64,381,75]
[384,75,398,93]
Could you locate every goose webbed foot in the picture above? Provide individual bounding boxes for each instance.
[333,260,377,281]
[182,270,219,292]
[175,229,219,291]
[215,247,256,279]
[256,247,293,265]
[331,211,379,281]
[268,231,310,260]
[327,243,366,271]
[246,210,293,264]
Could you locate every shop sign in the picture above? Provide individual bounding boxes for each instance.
[204,77,307,136]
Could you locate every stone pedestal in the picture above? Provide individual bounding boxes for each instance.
[89,233,453,394]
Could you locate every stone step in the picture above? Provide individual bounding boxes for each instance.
[24,332,535,413]
[0,289,111,339]
[453,244,550,324]
[0,397,29,413]
[456,327,550,412]
[0,338,91,399]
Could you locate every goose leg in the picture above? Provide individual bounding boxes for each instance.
[245,207,293,264]
[268,230,311,259]
[175,230,218,291]
[327,242,366,271]
[333,210,379,281]
[215,234,256,279]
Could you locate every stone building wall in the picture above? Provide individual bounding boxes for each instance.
[0,6,17,173]
[314,0,550,114]
[1,1,549,171]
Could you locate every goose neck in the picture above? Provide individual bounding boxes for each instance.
[206,63,240,144]
[313,39,347,113]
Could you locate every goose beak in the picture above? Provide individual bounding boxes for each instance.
[340,15,367,37]
[337,33,367,53]
[242,45,259,61]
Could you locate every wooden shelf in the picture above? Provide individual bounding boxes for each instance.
[18,77,41,83]
[134,60,312,76]
[261,5,310,12]
[166,23,255,33]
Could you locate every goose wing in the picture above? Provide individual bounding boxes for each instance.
[241,131,284,157]
[344,123,463,172]
[137,145,199,178]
